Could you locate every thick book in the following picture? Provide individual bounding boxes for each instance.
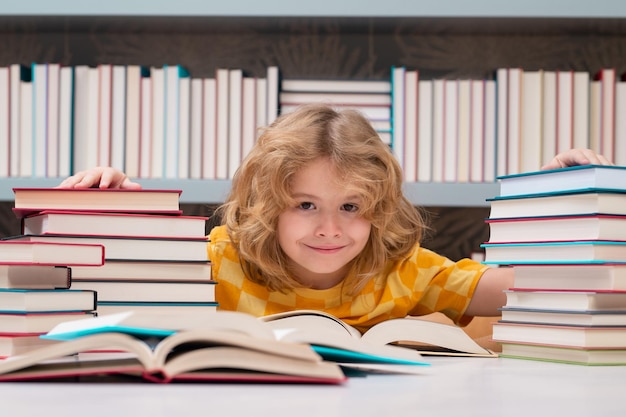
[504,289,626,310]
[0,311,96,335]
[487,190,626,219]
[22,210,208,239]
[482,240,626,264]
[511,264,626,290]
[9,235,209,262]
[492,321,626,349]
[0,334,60,359]
[96,302,218,316]
[0,328,345,384]
[499,342,626,366]
[486,214,626,243]
[70,260,212,282]
[259,310,496,358]
[0,265,71,289]
[69,280,216,303]
[39,311,432,374]
[0,241,105,266]
[497,165,626,198]
[12,188,182,218]
[280,79,392,94]
[0,288,97,313]
[499,307,626,326]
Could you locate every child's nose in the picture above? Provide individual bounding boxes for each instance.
[315,212,342,238]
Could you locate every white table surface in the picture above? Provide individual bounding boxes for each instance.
[1,356,625,417]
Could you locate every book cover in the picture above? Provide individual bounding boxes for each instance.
[497,165,626,197]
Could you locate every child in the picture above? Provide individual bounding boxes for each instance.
[59,104,613,332]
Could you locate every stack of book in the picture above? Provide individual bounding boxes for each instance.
[279,76,392,145]
[0,241,103,358]
[482,164,626,365]
[8,187,217,317]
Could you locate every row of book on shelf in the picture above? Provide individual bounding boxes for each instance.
[0,185,497,383]
[2,63,626,184]
[483,164,626,365]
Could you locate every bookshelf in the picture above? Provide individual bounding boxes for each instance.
[1,3,625,255]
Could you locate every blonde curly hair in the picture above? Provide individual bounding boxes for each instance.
[217,104,427,294]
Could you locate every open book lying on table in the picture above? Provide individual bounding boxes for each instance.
[260,310,497,358]
[0,310,438,383]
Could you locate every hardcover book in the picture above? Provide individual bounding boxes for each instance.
[12,188,182,218]
[497,165,626,198]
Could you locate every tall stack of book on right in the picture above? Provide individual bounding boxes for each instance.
[482,164,626,365]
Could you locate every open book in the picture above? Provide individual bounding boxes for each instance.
[0,310,433,382]
[260,310,497,358]
[0,329,347,383]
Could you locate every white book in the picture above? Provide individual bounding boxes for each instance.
[588,79,602,155]
[19,80,33,177]
[506,68,522,175]
[443,79,458,182]
[97,64,112,167]
[110,65,126,172]
[256,77,268,131]
[57,66,73,177]
[598,68,616,161]
[124,65,142,178]
[0,67,8,177]
[280,92,392,106]
[9,64,24,177]
[150,66,165,178]
[541,71,557,166]
[391,66,405,172]
[189,78,203,180]
[520,70,542,173]
[615,79,626,166]
[573,71,590,150]
[72,66,98,173]
[202,78,217,179]
[139,73,152,178]
[456,79,471,183]
[416,80,433,182]
[266,66,280,124]
[241,77,257,161]
[281,79,391,93]
[228,68,243,179]
[495,68,508,177]
[215,68,230,179]
[46,63,60,177]
[556,70,573,153]
[164,65,190,179]
[281,104,390,120]
[469,80,485,183]
[177,75,191,179]
[32,63,48,178]
[483,80,497,182]
[403,70,418,183]
[431,79,445,182]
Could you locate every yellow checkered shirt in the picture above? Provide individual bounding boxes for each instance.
[208,225,487,332]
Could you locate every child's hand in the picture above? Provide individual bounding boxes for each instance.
[56,167,142,190]
[541,148,614,170]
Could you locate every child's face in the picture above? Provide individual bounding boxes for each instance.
[277,158,372,289]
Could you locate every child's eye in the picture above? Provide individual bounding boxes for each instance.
[341,203,359,213]
[298,202,315,210]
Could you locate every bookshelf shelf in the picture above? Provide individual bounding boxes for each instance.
[2,1,625,18]
[0,179,498,207]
